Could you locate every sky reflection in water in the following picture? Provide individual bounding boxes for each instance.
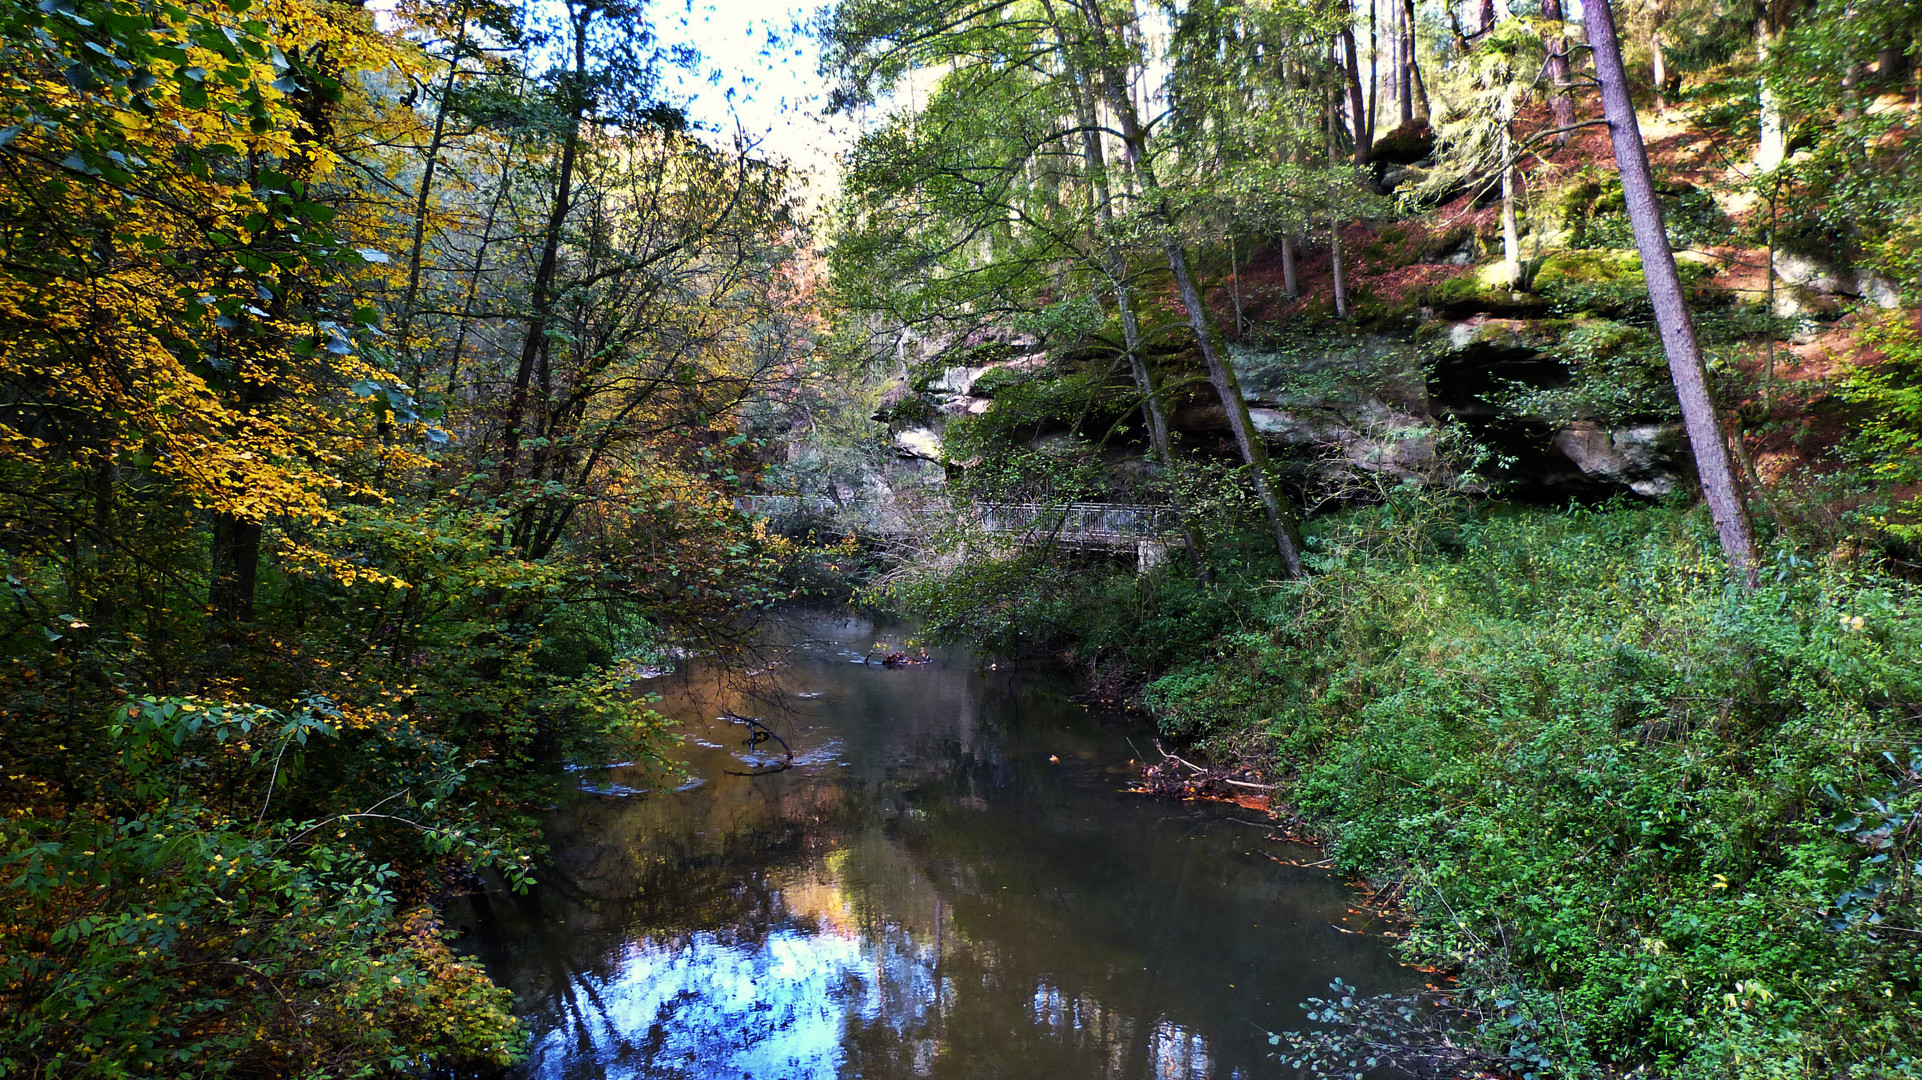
[452,612,1412,1080]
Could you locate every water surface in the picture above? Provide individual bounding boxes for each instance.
[452,611,1411,1079]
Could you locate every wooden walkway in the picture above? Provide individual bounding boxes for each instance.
[736,496,1186,569]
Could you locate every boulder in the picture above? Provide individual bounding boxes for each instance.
[1551,421,1691,497]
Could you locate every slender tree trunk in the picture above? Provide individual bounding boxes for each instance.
[1281,235,1300,298]
[1161,230,1306,575]
[210,515,261,623]
[1074,0,1306,574]
[398,0,476,378]
[1051,9,1211,577]
[446,125,524,405]
[1366,0,1380,149]
[1406,0,1430,120]
[501,8,588,487]
[1398,0,1414,125]
[1328,58,1352,318]
[1229,232,1245,334]
[1764,174,1779,404]
[1542,0,1574,144]
[1756,15,1787,172]
[1587,0,1759,580]
[1480,0,1496,35]
[1650,26,1671,110]
[1389,0,1405,126]
[1342,21,1371,163]
[1500,113,1522,284]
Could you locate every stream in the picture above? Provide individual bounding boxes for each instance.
[449,610,1414,1079]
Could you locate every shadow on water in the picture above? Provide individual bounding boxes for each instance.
[447,610,1416,1080]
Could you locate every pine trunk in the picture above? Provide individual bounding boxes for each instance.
[1406,0,1430,120]
[1342,23,1371,163]
[1587,0,1760,580]
[1542,0,1575,144]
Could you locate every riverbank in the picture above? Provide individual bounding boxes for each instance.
[880,498,1922,1078]
[447,609,1413,1078]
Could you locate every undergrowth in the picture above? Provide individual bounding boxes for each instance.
[883,499,1922,1078]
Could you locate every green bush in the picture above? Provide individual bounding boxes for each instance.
[1839,320,1922,544]
[887,497,1922,1076]
[0,697,527,1077]
[1142,503,1921,1077]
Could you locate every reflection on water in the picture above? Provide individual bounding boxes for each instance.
[450,611,1411,1079]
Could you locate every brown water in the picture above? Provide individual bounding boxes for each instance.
[449,610,1412,1080]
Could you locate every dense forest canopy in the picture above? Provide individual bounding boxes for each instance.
[0,0,1917,1074]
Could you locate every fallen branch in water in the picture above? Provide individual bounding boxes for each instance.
[864,649,932,667]
[1138,740,1281,803]
[721,712,794,775]
[1159,747,1279,790]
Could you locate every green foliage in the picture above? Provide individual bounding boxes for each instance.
[890,496,1922,1077]
[1570,179,1732,254]
[1837,320,1922,542]
[1768,0,1922,297]
[0,0,813,1070]
[1529,250,1718,321]
[1,697,526,1076]
[1136,502,1922,1076]
[1483,318,1678,426]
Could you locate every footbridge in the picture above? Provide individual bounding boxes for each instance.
[736,496,1187,570]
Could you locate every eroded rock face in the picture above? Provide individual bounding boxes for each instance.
[892,426,944,462]
[1243,405,1439,480]
[1773,251,1901,311]
[870,319,1699,502]
[1551,422,1691,497]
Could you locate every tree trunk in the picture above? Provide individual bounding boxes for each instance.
[1480,0,1496,35]
[501,7,588,487]
[1281,235,1300,298]
[398,0,476,379]
[1877,44,1907,83]
[1328,60,1351,318]
[1162,232,1306,576]
[1342,21,1371,164]
[1053,7,1211,578]
[1500,115,1522,284]
[1406,0,1430,120]
[1388,0,1403,125]
[1074,0,1306,574]
[1650,24,1671,110]
[1399,0,1415,125]
[1756,16,1787,172]
[1366,0,1380,150]
[1542,0,1575,143]
[445,121,524,405]
[210,24,344,626]
[1587,0,1759,580]
[210,515,261,623]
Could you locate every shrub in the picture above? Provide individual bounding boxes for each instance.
[1142,503,1921,1076]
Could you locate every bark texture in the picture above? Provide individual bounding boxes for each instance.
[1587,0,1760,579]
[1541,0,1575,144]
